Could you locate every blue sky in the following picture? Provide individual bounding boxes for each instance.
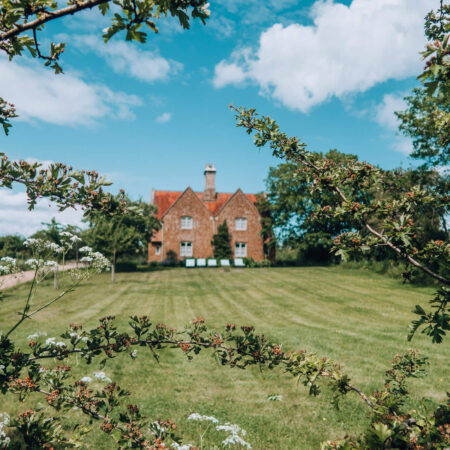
[0,0,436,235]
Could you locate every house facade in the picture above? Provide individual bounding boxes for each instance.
[148,164,264,262]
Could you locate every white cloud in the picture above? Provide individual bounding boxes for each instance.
[0,57,142,126]
[375,93,407,131]
[213,55,248,88]
[0,190,85,237]
[71,34,182,83]
[155,112,172,123]
[375,92,413,155]
[214,0,430,111]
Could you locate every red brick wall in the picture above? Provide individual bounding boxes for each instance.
[215,190,264,261]
[159,188,214,260]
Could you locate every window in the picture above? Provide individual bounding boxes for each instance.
[235,242,247,257]
[180,241,193,257]
[155,245,161,255]
[235,217,247,231]
[181,216,193,229]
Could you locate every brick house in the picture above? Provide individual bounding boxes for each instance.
[148,164,264,262]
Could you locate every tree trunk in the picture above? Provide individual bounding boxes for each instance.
[111,248,116,283]
[53,267,59,290]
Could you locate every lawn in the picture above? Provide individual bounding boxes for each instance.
[1,267,448,449]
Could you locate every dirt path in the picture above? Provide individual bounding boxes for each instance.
[0,262,79,290]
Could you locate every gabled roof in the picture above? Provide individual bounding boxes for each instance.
[153,189,259,219]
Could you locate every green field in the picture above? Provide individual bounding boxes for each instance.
[1,267,449,449]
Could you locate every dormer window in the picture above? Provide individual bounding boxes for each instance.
[181,216,193,229]
[235,217,247,231]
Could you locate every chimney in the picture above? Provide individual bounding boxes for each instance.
[203,163,216,201]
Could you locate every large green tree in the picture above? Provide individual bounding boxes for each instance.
[84,195,159,281]
[265,149,358,263]
[396,5,449,167]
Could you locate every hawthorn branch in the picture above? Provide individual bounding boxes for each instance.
[230,105,450,286]
[28,337,376,411]
[0,0,110,43]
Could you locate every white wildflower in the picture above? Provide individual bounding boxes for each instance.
[25,258,42,269]
[217,422,251,449]
[222,434,251,449]
[27,331,47,340]
[267,394,282,402]
[216,424,242,435]
[130,350,137,359]
[23,238,38,247]
[93,371,112,383]
[0,256,17,275]
[80,376,92,384]
[0,412,11,447]
[80,256,93,263]
[47,242,63,253]
[45,337,56,346]
[171,444,192,450]
[79,246,93,253]
[187,413,218,424]
[44,260,58,268]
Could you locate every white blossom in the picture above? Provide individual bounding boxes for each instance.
[0,256,17,275]
[222,434,252,449]
[267,394,282,402]
[187,413,218,424]
[200,2,210,17]
[79,246,93,253]
[45,337,56,345]
[81,376,92,384]
[171,444,192,450]
[25,258,42,269]
[44,260,58,268]
[217,422,251,449]
[0,412,11,447]
[93,371,112,383]
[27,331,47,340]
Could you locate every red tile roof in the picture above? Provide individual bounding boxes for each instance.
[152,190,259,220]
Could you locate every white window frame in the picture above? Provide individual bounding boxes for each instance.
[235,217,247,231]
[235,242,247,257]
[180,241,193,257]
[155,244,161,255]
[181,216,193,229]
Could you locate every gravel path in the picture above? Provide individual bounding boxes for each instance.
[0,262,79,290]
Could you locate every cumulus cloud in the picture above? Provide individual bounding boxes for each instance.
[375,93,413,155]
[0,190,85,237]
[0,57,142,126]
[213,0,430,111]
[155,112,172,123]
[71,34,182,83]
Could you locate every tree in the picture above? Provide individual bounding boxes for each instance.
[396,5,449,168]
[84,195,159,281]
[211,220,232,260]
[0,0,210,134]
[255,194,276,263]
[265,149,358,264]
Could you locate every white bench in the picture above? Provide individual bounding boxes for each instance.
[220,259,231,267]
[234,258,245,267]
[185,258,195,268]
[196,258,206,267]
[207,259,217,267]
